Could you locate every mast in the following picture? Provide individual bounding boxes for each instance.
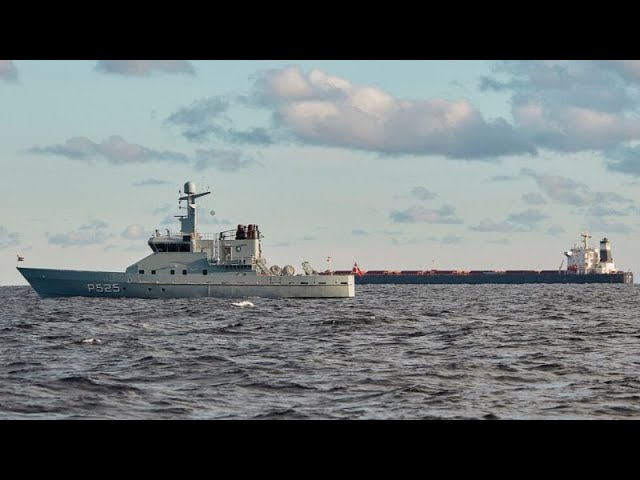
[177,181,211,234]
[581,231,591,251]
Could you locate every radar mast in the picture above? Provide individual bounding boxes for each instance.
[176,181,211,234]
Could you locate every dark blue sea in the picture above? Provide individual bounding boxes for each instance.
[2,284,640,419]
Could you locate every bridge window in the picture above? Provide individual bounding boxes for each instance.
[151,270,156,275]
[182,270,187,275]
[203,270,208,275]
[153,243,191,253]
[139,270,144,274]
[170,270,175,275]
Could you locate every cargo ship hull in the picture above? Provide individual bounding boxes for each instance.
[353,271,633,285]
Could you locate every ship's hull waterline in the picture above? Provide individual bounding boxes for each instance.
[18,267,355,299]
[353,272,633,285]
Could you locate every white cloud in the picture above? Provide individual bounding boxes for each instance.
[133,179,172,186]
[410,186,438,201]
[547,224,566,236]
[599,60,640,82]
[484,61,640,154]
[522,192,547,205]
[0,225,20,249]
[260,66,317,100]
[521,168,632,206]
[193,149,258,172]
[487,175,518,182]
[605,144,640,176]
[0,61,18,81]
[442,234,463,244]
[586,219,632,234]
[513,102,640,151]
[122,224,147,240]
[80,220,109,230]
[28,136,190,165]
[470,219,528,233]
[522,169,590,205]
[470,209,549,232]
[166,95,274,145]
[253,66,535,159]
[95,60,195,76]
[486,238,511,244]
[161,61,640,172]
[48,220,110,247]
[390,204,463,224]
[506,209,549,225]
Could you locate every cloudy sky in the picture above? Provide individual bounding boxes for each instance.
[2,60,640,285]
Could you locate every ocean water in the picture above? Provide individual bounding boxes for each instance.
[1,283,640,420]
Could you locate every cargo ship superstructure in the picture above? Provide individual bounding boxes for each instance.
[17,181,355,298]
[331,232,633,284]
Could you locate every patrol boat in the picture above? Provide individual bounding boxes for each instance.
[17,181,355,298]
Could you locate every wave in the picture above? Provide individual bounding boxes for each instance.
[231,301,254,307]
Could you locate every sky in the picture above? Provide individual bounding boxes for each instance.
[2,59,640,285]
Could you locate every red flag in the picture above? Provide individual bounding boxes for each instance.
[17,255,24,262]
[352,262,363,277]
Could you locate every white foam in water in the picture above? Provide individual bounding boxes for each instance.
[81,338,102,344]
[231,301,255,307]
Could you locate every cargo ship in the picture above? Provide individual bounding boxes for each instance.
[330,233,633,284]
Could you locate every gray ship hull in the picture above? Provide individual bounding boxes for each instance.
[17,267,355,299]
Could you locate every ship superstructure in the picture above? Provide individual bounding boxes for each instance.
[564,232,617,275]
[18,181,355,298]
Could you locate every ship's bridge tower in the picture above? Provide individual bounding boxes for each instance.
[147,181,213,256]
[565,231,599,274]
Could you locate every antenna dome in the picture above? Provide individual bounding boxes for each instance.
[184,181,196,194]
